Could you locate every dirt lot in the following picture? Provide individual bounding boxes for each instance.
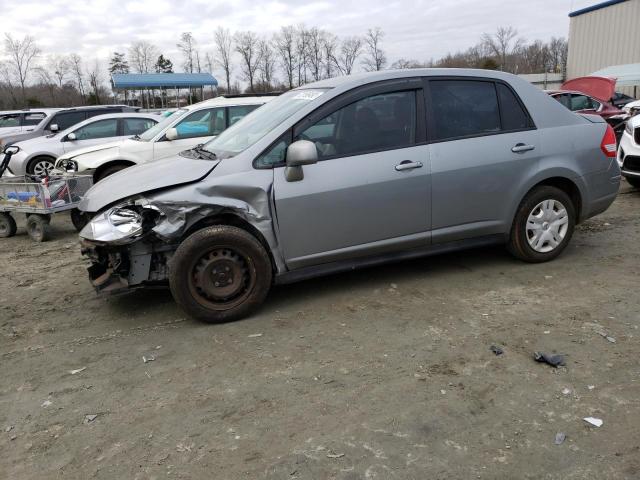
[1,182,640,480]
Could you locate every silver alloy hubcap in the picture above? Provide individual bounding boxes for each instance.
[526,199,569,253]
[33,160,54,176]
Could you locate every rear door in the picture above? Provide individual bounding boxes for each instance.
[272,79,431,269]
[152,107,226,161]
[427,78,540,243]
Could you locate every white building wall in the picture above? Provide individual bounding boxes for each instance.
[567,0,640,95]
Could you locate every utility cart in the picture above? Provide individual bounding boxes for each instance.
[0,147,93,242]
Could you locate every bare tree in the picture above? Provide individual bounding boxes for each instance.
[128,40,158,73]
[362,27,386,72]
[214,27,234,93]
[34,66,56,103]
[258,39,276,88]
[177,32,197,73]
[274,26,297,89]
[321,33,338,79]
[234,31,261,92]
[548,37,568,74]
[48,55,70,88]
[334,36,363,75]
[295,25,310,85]
[68,53,86,103]
[306,27,324,81]
[481,26,523,73]
[86,60,103,104]
[391,58,426,69]
[4,34,40,104]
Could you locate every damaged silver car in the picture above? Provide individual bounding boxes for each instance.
[79,69,620,322]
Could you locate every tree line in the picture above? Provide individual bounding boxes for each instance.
[0,26,567,109]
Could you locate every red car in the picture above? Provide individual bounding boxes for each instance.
[547,76,627,139]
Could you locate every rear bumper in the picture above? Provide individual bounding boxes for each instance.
[581,160,620,221]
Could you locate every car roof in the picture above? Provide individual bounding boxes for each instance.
[182,95,276,111]
[0,108,61,115]
[75,112,159,121]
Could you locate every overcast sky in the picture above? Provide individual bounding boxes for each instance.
[2,0,598,78]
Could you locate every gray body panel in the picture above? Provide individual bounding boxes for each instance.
[79,68,620,288]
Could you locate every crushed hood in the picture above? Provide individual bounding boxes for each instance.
[79,155,220,212]
[561,76,616,102]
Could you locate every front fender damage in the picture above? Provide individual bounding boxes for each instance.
[82,177,284,294]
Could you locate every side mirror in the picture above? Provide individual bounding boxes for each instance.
[165,127,179,141]
[49,124,59,132]
[3,145,19,155]
[66,132,77,141]
[284,140,318,182]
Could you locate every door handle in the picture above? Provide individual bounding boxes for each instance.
[511,143,535,153]
[395,160,423,171]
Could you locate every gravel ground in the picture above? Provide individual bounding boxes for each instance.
[1,181,639,479]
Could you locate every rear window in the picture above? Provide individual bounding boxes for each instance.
[430,80,501,140]
[497,83,531,130]
[51,111,86,130]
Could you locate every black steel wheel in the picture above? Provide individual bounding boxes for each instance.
[169,225,272,323]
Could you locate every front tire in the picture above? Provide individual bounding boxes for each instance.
[625,176,640,189]
[508,186,576,263]
[169,225,272,323]
[28,157,55,176]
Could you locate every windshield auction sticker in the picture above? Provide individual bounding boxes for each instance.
[292,90,325,101]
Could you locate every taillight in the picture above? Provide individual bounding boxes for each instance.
[600,124,617,158]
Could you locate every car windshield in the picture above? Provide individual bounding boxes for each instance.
[202,89,329,158]
[138,109,188,141]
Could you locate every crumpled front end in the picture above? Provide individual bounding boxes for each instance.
[79,168,282,295]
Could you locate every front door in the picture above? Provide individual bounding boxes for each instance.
[63,118,120,153]
[272,82,431,270]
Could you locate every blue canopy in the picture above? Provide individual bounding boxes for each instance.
[111,73,218,89]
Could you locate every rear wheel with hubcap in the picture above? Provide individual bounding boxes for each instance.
[169,225,272,323]
[508,186,576,262]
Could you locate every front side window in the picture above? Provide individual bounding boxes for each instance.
[175,108,225,139]
[23,113,46,126]
[296,90,417,159]
[430,80,501,141]
[140,109,188,141]
[123,118,157,136]
[52,112,86,131]
[0,114,20,127]
[73,119,118,140]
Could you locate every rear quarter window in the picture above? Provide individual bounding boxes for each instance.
[496,83,531,130]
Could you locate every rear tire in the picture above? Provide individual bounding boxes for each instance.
[169,225,272,323]
[0,213,17,238]
[95,164,130,183]
[625,176,640,189]
[26,214,52,242]
[508,186,576,263]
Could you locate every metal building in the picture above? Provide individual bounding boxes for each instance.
[567,0,640,95]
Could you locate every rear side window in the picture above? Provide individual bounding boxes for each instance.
[23,113,46,126]
[430,80,501,141]
[228,104,260,126]
[497,83,531,131]
[51,112,86,130]
[122,118,157,135]
[0,114,20,127]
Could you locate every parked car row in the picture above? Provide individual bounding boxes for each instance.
[0,96,274,181]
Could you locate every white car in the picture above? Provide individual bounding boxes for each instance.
[0,109,60,137]
[55,95,276,182]
[617,114,640,188]
[8,113,159,176]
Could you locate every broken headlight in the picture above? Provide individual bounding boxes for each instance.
[79,200,161,245]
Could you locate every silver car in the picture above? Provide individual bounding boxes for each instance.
[8,113,158,176]
[78,69,621,323]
